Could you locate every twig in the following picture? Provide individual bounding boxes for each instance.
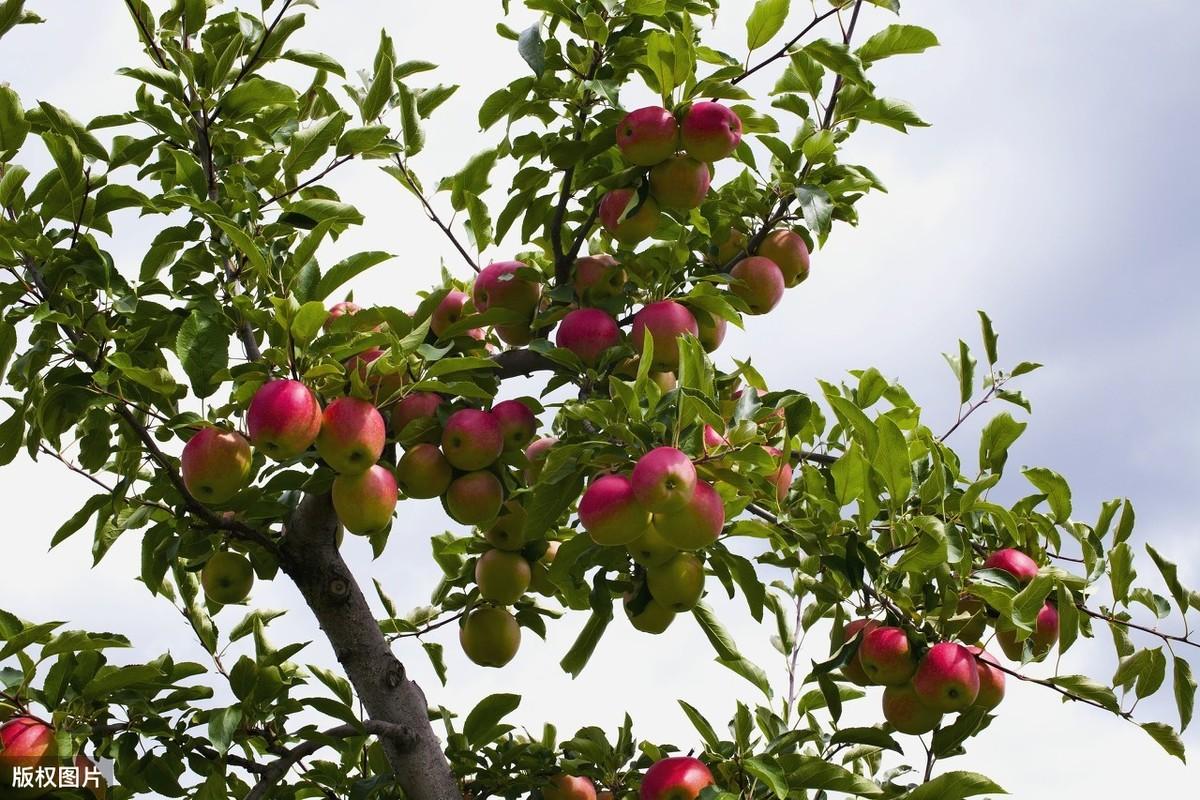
[263,155,355,208]
[939,379,1004,442]
[391,155,479,273]
[387,608,470,641]
[123,0,169,69]
[212,0,297,122]
[730,2,852,86]
[1077,605,1198,650]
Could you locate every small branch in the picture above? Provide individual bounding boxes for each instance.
[1077,605,1199,650]
[263,155,355,208]
[492,348,556,380]
[939,379,1004,442]
[212,0,297,122]
[985,659,1134,719]
[392,155,479,273]
[387,608,470,641]
[730,2,851,86]
[123,0,169,69]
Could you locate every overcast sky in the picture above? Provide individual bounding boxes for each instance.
[2,1,1199,796]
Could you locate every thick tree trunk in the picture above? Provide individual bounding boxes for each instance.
[280,492,462,800]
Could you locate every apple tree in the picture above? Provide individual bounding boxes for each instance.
[0,1,1196,799]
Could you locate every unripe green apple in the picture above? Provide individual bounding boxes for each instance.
[578,474,650,546]
[646,553,705,612]
[912,642,980,712]
[475,549,532,605]
[247,378,322,460]
[650,371,676,392]
[654,479,724,550]
[484,501,527,551]
[630,300,699,372]
[181,427,252,504]
[573,254,626,303]
[757,229,811,287]
[201,551,254,605]
[332,464,398,535]
[631,446,697,513]
[543,773,598,800]
[627,523,679,568]
[391,392,443,443]
[624,592,676,634]
[529,540,560,596]
[730,256,785,315]
[680,101,742,162]
[445,471,504,526]
[649,155,711,210]
[969,646,1006,710]
[556,308,621,367]
[316,396,386,474]
[460,606,521,668]
[840,618,881,685]
[396,443,453,499]
[616,106,679,166]
[599,189,661,245]
[881,684,942,735]
[442,409,504,471]
[858,626,916,686]
[710,227,747,265]
[491,399,538,453]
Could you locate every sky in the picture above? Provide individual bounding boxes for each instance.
[2,0,1200,796]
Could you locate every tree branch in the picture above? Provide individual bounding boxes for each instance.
[1077,605,1199,650]
[123,0,168,69]
[730,2,852,87]
[392,155,479,273]
[211,0,297,122]
[493,348,556,379]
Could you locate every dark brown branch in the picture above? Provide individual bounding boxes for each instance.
[1078,605,1199,650]
[730,2,852,86]
[939,379,1004,442]
[391,155,479,273]
[264,155,354,208]
[493,348,556,379]
[123,0,169,69]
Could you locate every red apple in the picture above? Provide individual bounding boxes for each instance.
[757,229,811,287]
[912,642,980,712]
[649,155,711,210]
[331,464,397,535]
[630,301,699,372]
[574,254,626,303]
[654,479,724,550]
[474,260,541,316]
[181,427,252,504]
[631,446,696,513]
[969,646,1006,710]
[556,308,621,366]
[730,256,785,315]
[881,684,943,736]
[391,392,443,442]
[997,602,1060,661]
[840,619,881,685]
[640,755,714,800]
[0,716,53,768]
[524,436,558,483]
[858,626,916,686]
[396,443,453,499]
[445,471,504,525]
[431,290,482,340]
[616,106,679,166]
[441,409,504,471]
[247,378,322,460]
[680,101,742,162]
[702,425,727,452]
[764,446,793,502]
[579,474,651,546]
[544,774,598,800]
[982,548,1039,585]
[491,399,537,452]
[316,396,386,474]
[599,189,661,245]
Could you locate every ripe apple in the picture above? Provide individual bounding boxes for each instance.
[858,626,916,686]
[332,464,398,535]
[630,301,699,372]
[445,471,504,525]
[485,501,527,551]
[556,308,621,366]
[495,322,536,346]
[0,716,53,769]
[997,601,1059,661]
[616,106,679,166]
[649,155,711,210]
[544,774,598,800]
[396,443,453,499]
[201,550,254,605]
[969,646,1006,710]
[491,399,537,453]
[181,427,252,504]
[578,474,651,546]
[391,392,443,442]
[574,254,626,303]
[599,189,661,245]
[912,642,981,712]
[442,409,504,470]
[529,540,561,596]
[710,227,747,265]
[840,618,881,685]
[646,553,705,611]
[982,548,1039,585]
[654,479,724,550]
[524,436,558,483]
[459,606,521,668]
[881,684,943,736]
[757,229,811,287]
[474,260,541,316]
[640,755,714,800]
[624,592,676,634]
[764,446,793,502]
[627,523,679,568]
[693,309,727,353]
[430,290,482,340]
[680,101,742,162]
[324,300,362,330]
[316,396,386,474]
[702,425,727,452]
[475,549,532,605]
[730,256,785,315]
[631,446,697,512]
[247,378,322,460]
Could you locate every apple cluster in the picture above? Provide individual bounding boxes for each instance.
[540,754,714,800]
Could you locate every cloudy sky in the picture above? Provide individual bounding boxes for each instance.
[2,1,1199,796]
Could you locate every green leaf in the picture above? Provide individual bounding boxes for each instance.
[1047,675,1119,712]
[175,313,229,398]
[423,641,448,686]
[746,0,790,52]
[282,49,346,78]
[743,756,788,799]
[828,726,902,753]
[1141,722,1186,762]
[560,606,612,678]
[894,517,949,574]
[82,664,162,698]
[978,310,998,365]
[903,771,1004,800]
[873,415,911,505]
[1022,466,1072,522]
[0,403,24,467]
[211,215,269,275]
[337,124,389,156]
[830,444,868,506]
[692,602,740,660]
[626,0,666,15]
[517,24,545,77]
[1108,542,1135,605]
[857,24,939,64]
[677,700,721,751]
[396,83,424,156]
[978,412,1025,473]
[1145,543,1189,614]
[1174,656,1195,732]
[804,39,868,87]
[463,693,521,747]
[220,78,297,119]
[50,494,110,549]
[0,85,29,153]
[361,49,394,121]
[788,755,881,796]
[284,111,347,174]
